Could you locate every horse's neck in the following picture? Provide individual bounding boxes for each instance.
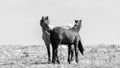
[72,24,81,32]
[41,24,54,34]
[71,26,80,32]
[42,29,50,35]
[77,24,81,31]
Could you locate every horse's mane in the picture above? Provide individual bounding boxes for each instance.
[62,24,73,29]
[49,25,54,30]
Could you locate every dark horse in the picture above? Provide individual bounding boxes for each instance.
[50,20,84,64]
[40,16,84,64]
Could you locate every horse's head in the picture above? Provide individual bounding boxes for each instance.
[40,16,50,25]
[74,20,81,26]
[73,19,82,32]
[40,16,50,30]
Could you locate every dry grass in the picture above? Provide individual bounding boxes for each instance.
[0,44,120,68]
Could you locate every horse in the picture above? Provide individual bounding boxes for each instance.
[49,20,84,64]
[40,16,79,63]
[40,16,84,64]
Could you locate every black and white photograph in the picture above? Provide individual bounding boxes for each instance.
[0,0,120,68]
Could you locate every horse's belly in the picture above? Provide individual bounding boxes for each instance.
[61,38,73,45]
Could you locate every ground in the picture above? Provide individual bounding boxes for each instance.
[0,44,120,68]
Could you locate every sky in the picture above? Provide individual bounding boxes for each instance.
[0,0,120,45]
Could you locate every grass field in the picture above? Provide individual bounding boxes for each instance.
[0,44,120,68]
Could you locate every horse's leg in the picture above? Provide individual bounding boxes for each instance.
[55,48,60,64]
[51,43,58,64]
[68,45,71,64]
[45,43,51,63]
[74,42,78,63]
[52,46,55,64]
[70,45,74,61]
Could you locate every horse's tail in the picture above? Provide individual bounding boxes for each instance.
[78,40,84,56]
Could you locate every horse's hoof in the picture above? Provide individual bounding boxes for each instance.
[52,61,55,64]
[68,61,71,64]
[76,60,78,63]
[68,59,71,64]
[57,61,60,64]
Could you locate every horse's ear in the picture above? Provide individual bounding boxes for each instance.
[79,20,82,22]
[42,16,44,19]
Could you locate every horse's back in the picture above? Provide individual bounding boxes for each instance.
[52,26,79,37]
[52,27,66,34]
[51,27,79,45]
[51,27,68,41]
